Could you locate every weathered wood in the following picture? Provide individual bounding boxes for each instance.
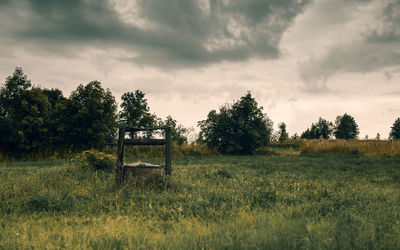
[123,139,166,145]
[115,126,172,185]
[116,126,125,185]
[125,164,166,168]
[165,127,172,176]
[124,127,168,132]
[123,164,165,183]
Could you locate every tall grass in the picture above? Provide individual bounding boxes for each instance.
[301,139,400,156]
[0,143,220,162]
[1,155,400,248]
[2,139,400,162]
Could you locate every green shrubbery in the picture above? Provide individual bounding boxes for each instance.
[72,149,116,172]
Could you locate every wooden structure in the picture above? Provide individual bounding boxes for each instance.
[116,126,172,185]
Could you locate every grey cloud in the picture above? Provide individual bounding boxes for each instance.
[0,0,311,67]
[127,77,248,101]
[365,0,400,43]
[299,0,400,90]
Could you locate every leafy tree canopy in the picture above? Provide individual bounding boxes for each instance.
[390,118,400,139]
[62,81,117,149]
[198,92,273,155]
[119,90,158,128]
[160,115,188,145]
[0,67,31,117]
[42,88,66,148]
[0,68,50,154]
[334,113,359,139]
[301,117,333,139]
[278,122,289,143]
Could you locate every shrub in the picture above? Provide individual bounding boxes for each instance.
[73,149,116,172]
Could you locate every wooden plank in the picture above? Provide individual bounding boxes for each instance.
[165,127,172,175]
[123,139,166,145]
[124,127,167,132]
[116,126,125,185]
[124,164,165,169]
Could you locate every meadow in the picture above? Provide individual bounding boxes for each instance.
[1,153,400,249]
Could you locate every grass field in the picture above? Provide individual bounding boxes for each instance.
[1,154,400,249]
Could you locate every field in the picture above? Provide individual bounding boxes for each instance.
[1,154,400,249]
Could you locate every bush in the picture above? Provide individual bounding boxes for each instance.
[73,149,116,172]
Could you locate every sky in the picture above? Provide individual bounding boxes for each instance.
[0,0,399,138]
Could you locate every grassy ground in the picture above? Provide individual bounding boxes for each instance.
[1,154,400,249]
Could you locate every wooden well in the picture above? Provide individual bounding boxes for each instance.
[116,126,172,186]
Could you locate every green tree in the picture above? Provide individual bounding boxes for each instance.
[0,67,31,118]
[62,81,117,150]
[119,90,158,129]
[390,118,400,139]
[160,115,188,145]
[301,117,333,139]
[278,122,289,143]
[42,88,66,149]
[301,127,315,139]
[315,118,333,139]
[0,68,51,154]
[198,92,273,154]
[16,87,51,153]
[334,113,359,139]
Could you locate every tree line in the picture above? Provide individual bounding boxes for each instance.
[1,67,400,156]
[0,68,187,156]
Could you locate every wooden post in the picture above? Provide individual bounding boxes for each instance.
[116,125,125,185]
[165,127,172,176]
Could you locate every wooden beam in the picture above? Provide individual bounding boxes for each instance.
[124,127,167,132]
[123,139,166,145]
[116,126,125,185]
[165,127,172,175]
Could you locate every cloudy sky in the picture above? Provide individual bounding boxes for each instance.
[0,0,399,138]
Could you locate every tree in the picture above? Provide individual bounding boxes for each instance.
[278,122,289,143]
[390,118,400,139]
[119,90,158,133]
[198,92,273,155]
[42,88,67,148]
[315,118,333,139]
[62,81,117,150]
[334,113,359,139]
[160,115,188,145]
[119,90,157,128]
[0,67,31,118]
[301,127,315,139]
[0,68,51,154]
[301,117,333,139]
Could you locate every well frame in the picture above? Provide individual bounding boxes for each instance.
[115,126,172,185]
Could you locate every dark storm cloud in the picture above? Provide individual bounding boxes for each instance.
[299,0,400,88]
[365,0,400,43]
[0,0,311,67]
